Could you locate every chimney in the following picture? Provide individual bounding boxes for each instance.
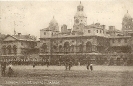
[109,26,115,31]
[18,33,21,36]
[95,23,100,26]
[101,25,105,29]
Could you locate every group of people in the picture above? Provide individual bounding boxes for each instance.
[1,62,14,77]
[1,60,93,77]
[65,61,73,70]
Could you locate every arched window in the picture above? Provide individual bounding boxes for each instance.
[70,45,74,52]
[2,46,6,55]
[53,45,58,52]
[7,45,11,54]
[13,45,17,55]
[79,44,83,52]
[41,43,47,53]
[59,45,62,52]
[86,41,92,52]
[64,42,70,53]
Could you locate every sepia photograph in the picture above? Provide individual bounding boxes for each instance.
[0,0,133,86]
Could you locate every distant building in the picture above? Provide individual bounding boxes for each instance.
[0,33,38,62]
[122,10,133,36]
[0,33,6,55]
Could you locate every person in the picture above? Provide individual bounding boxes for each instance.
[65,62,68,70]
[90,63,93,71]
[46,59,50,67]
[68,61,72,70]
[1,62,4,76]
[8,63,13,77]
[65,58,69,70]
[86,61,90,70]
[78,61,80,66]
[1,62,6,77]
[33,62,35,68]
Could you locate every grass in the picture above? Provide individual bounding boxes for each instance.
[0,66,133,86]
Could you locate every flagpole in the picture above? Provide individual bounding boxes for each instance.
[14,21,16,35]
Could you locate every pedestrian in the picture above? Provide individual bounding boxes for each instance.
[68,61,72,70]
[1,62,6,77]
[8,63,13,77]
[46,59,49,67]
[90,63,93,71]
[86,61,90,70]
[33,62,35,68]
[78,61,80,66]
[1,62,4,76]
[65,58,69,70]
[65,62,68,70]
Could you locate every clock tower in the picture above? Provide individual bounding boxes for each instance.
[73,1,87,33]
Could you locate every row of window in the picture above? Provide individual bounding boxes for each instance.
[112,39,128,43]
[125,26,131,29]
[41,43,92,53]
[88,29,104,34]
[21,42,37,46]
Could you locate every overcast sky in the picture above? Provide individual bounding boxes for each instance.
[0,0,133,39]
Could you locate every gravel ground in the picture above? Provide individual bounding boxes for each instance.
[0,65,133,86]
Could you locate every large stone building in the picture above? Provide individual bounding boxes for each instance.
[0,33,39,64]
[40,2,133,65]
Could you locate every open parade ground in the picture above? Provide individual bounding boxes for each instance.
[0,65,133,86]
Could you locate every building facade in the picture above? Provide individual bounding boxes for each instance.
[0,33,39,65]
[40,2,133,65]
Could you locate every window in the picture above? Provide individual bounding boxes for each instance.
[118,39,121,43]
[112,39,114,43]
[35,43,37,46]
[129,26,130,28]
[60,40,62,43]
[44,32,46,35]
[88,30,90,33]
[97,30,98,33]
[21,42,23,45]
[125,39,127,43]
[100,30,102,33]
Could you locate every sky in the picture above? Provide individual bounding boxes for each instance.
[0,0,133,39]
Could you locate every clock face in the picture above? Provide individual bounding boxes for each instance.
[75,19,79,24]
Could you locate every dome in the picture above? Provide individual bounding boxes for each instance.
[74,11,87,17]
[124,11,132,19]
[48,16,59,31]
[49,16,58,26]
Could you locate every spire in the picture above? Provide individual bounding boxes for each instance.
[14,21,16,35]
[80,1,81,4]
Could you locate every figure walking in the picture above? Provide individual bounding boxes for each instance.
[90,63,93,71]
[46,59,50,67]
[1,62,6,77]
[33,62,35,68]
[65,62,68,70]
[68,61,72,70]
[86,61,90,70]
[8,64,13,77]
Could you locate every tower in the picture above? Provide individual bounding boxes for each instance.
[122,10,133,35]
[73,1,87,33]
